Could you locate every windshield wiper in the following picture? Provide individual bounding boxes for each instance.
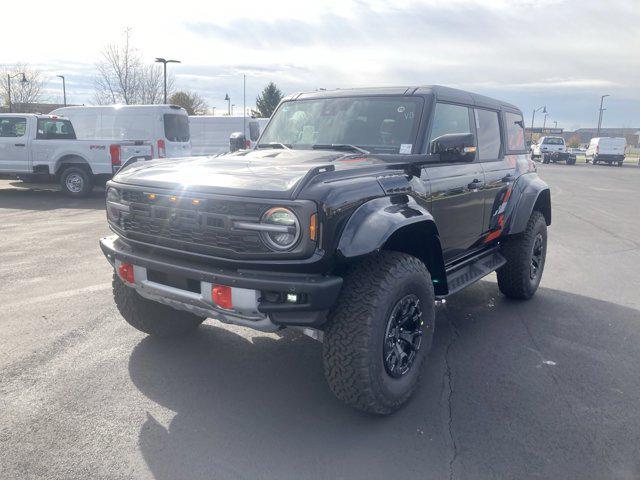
[257,142,291,150]
[311,144,370,155]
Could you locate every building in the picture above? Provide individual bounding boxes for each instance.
[562,128,639,148]
[0,103,72,114]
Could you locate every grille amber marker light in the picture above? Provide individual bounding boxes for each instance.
[170,195,177,202]
[147,193,156,201]
[309,213,317,241]
[192,199,201,206]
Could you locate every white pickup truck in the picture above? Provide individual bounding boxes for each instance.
[0,114,152,197]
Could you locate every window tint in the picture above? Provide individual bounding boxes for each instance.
[163,114,190,142]
[429,103,471,142]
[260,97,422,154]
[36,119,76,140]
[0,117,26,137]
[504,112,526,151]
[474,109,501,160]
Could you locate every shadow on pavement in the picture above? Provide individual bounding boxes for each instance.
[0,182,105,211]
[128,280,640,479]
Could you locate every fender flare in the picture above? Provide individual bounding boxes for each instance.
[506,173,551,235]
[337,196,447,294]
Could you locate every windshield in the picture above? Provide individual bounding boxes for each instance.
[163,114,190,142]
[259,96,423,154]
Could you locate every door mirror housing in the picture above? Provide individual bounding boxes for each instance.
[430,133,476,162]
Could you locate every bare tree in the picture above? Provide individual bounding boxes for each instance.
[95,29,175,105]
[168,91,207,115]
[1,63,45,106]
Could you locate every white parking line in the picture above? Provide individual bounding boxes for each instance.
[3,283,112,310]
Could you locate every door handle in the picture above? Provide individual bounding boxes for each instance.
[501,174,514,183]
[467,178,483,189]
[15,143,26,147]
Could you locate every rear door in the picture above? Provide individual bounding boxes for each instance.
[163,112,192,157]
[476,108,515,235]
[425,102,485,261]
[0,116,29,172]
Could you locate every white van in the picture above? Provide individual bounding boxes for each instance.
[51,105,191,159]
[586,137,626,166]
[189,116,269,156]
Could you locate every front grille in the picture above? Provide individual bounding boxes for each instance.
[118,189,272,257]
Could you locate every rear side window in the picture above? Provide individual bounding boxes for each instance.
[36,119,76,140]
[504,112,526,152]
[474,109,501,160]
[0,117,26,137]
[429,103,472,142]
[163,114,190,142]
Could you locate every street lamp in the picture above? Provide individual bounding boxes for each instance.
[231,104,235,116]
[57,75,66,106]
[224,93,231,115]
[542,113,548,131]
[6,72,28,113]
[529,105,547,142]
[596,94,610,138]
[154,57,180,104]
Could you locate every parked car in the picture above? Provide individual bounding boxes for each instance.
[585,137,626,166]
[101,85,551,414]
[530,136,566,159]
[0,114,152,197]
[51,105,191,159]
[189,116,269,156]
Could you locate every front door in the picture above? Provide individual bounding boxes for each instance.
[0,116,29,172]
[424,103,485,261]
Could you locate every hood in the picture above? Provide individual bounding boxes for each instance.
[112,148,387,199]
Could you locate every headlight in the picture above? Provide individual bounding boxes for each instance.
[106,187,127,222]
[260,207,300,251]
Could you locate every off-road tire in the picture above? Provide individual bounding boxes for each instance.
[113,272,206,336]
[323,252,435,415]
[497,210,547,300]
[542,154,550,164]
[60,166,93,198]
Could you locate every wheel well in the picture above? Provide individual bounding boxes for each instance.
[55,155,92,178]
[533,189,551,226]
[383,221,448,296]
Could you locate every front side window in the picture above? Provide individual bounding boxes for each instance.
[260,96,423,154]
[36,119,76,140]
[163,114,190,142]
[504,112,526,152]
[474,109,501,160]
[428,102,472,148]
[0,117,26,137]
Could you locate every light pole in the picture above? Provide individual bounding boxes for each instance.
[224,94,231,115]
[542,113,548,131]
[6,72,27,113]
[57,75,66,106]
[554,121,558,129]
[596,94,610,138]
[154,57,180,104]
[231,104,235,116]
[529,105,547,143]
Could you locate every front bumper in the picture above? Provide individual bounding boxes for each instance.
[100,235,343,330]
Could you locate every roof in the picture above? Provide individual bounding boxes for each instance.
[289,85,520,112]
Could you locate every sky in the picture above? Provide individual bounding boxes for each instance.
[2,0,639,129]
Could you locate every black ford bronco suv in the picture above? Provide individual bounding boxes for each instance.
[101,85,551,414]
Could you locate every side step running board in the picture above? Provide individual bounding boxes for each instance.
[444,250,506,296]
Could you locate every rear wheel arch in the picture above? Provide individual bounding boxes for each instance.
[55,154,93,177]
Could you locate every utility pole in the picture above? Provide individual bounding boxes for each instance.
[57,75,66,106]
[155,58,180,103]
[554,121,558,129]
[529,105,547,143]
[596,94,610,138]
[224,94,231,115]
[6,72,27,113]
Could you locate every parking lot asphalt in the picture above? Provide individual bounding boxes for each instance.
[1,162,639,480]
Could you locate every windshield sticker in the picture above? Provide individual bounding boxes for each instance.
[399,144,412,154]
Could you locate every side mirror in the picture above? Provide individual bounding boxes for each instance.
[229,131,246,152]
[430,133,476,162]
